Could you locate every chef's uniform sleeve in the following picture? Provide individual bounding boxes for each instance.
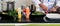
[56,0,60,7]
[32,0,41,5]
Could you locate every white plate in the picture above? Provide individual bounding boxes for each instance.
[46,13,60,18]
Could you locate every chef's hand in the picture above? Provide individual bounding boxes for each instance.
[50,7,57,12]
[45,11,48,14]
[44,8,48,14]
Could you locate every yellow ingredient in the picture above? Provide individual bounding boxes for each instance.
[16,7,22,22]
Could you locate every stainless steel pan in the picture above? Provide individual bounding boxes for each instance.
[43,13,60,22]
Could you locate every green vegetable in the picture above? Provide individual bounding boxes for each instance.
[7,10,18,17]
[32,11,45,15]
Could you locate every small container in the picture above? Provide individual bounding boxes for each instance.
[7,1,15,11]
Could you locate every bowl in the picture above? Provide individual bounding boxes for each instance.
[46,13,60,18]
